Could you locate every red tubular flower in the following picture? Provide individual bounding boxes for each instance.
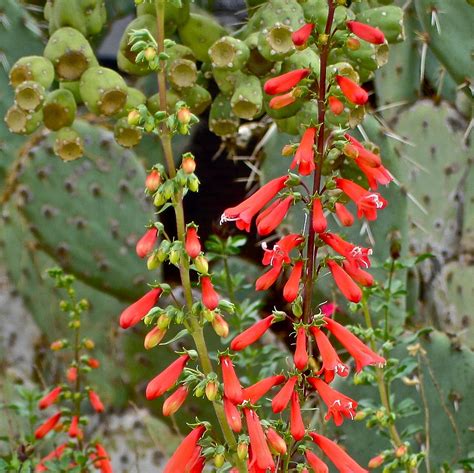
[220,355,244,404]
[231,315,275,351]
[136,228,158,258]
[312,198,327,233]
[311,433,368,473]
[292,23,314,46]
[335,75,368,105]
[38,386,62,410]
[185,226,201,258]
[344,136,382,168]
[146,354,190,400]
[310,326,349,383]
[335,178,387,220]
[308,377,357,426]
[357,161,393,189]
[272,376,297,413]
[221,176,288,231]
[256,200,280,227]
[186,449,206,473]
[88,390,104,412]
[87,358,100,369]
[269,92,296,109]
[334,202,354,226]
[255,264,283,291]
[264,69,310,95]
[242,374,285,403]
[327,260,362,303]
[163,426,206,473]
[306,450,329,473]
[119,287,162,329]
[163,385,188,416]
[343,260,374,287]
[328,96,344,115]
[324,317,386,372]
[290,391,305,441]
[36,444,66,472]
[257,196,293,235]
[244,408,276,472]
[321,302,337,317]
[68,415,82,438]
[224,396,242,432]
[67,366,77,382]
[262,234,305,267]
[34,412,61,439]
[320,232,372,269]
[266,428,287,455]
[93,444,112,473]
[347,20,385,44]
[200,276,219,310]
[145,169,161,193]
[294,327,308,370]
[291,127,316,176]
[283,261,304,303]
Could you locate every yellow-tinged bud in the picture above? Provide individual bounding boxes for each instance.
[205,381,219,401]
[83,339,95,350]
[368,455,384,469]
[212,313,229,338]
[144,326,166,349]
[144,47,157,61]
[128,109,140,126]
[194,255,209,274]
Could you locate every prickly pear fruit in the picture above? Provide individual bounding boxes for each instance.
[79,66,128,116]
[213,69,246,97]
[258,24,295,61]
[14,81,45,112]
[59,81,83,104]
[9,56,55,89]
[115,87,147,118]
[43,89,77,131]
[244,33,279,77]
[114,117,143,148]
[209,93,240,137]
[4,105,43,135]
[231,74,263,120]
[168,59,198,90]
[178,13,227,62]
[43,27,98,81]
[209,36,250,71]
[281,48,320,74]
[167,85,212,115]
[53,127,84,161]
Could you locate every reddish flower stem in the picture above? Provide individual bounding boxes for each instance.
[302,0,336,323]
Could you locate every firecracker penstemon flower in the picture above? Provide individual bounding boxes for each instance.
[119,1,399,471]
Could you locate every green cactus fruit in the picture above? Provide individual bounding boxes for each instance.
[147,93,161,115]
[168,84,212,115]
[117,15,157,76]
[115,87,147,119]
[42,89,77,131]
[356,5,405,43]
[4,105,43,135]
[14,81,46,112]
[258,24,295,61]
[414,0,474,85]
[230,74,263,120]
[327,61,360,83]
[178,13,227,62]
[168,59,198,90]
[209,37,250,71]
[281,47,320,74]
[212,69,245,97]
[59,80,83,104]
[48,0,107,37]
[244,33,279,77]
[9,56,55,89]
[209,94,241,137]
[79,66,128,116]
[137,0,190,33]
[43,27,98,81]
[53,126,84,161]
[301,0,349,27]
[114,117,143,148]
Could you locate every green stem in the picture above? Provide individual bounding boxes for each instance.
[153,1,245,470]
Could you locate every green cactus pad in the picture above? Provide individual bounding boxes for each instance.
[79,66,128,116]
[9,56,55,89]
[209,36,250,71]
[43,89,78,131]
[14,81,46,112]
[178,13,227,62]
[43,27,98,81]
[209,94,241,137]
[4,105,43,135]
[230,74,263,120]
[281,47,321,74]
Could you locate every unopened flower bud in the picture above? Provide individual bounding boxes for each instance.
[203,309,215,322]
[128,109,140,126]
[157,313,171,330]
[145,170,161,193]
[147,251,161,270]
[354,411,367,421]
[237,441,248,460]
[205,381,219,401]
[212,313,229,338]
[318,33,329,45]
[177,107,192,125]
[343,143,359,159]
[144,47,157,61]
[50,340,65,351]
[182,153,196,174]
[346,37,361,50]
[194,255,209,274]
[157,240,170,262]
[187,174,200,192]
[83,339,95,350]
[282,144,295,156]
[214,452,225,468]
[144,326,166,349]
[368,455,384,469]
[395,444,407,458]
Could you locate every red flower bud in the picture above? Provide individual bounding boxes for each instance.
[266,427,287,455]
[224,396,242,432]
[264,69,311,95]
[327,260,362,303]
[312,198,327,233]
[269,92,296,110]
[136,228,158,258]
[145,169,161,193]
[244,409,276,472]
[342,260,374,287]
[292,23,314,46]
[347,20,385,45]
[220,355,244,404]
[182,154,196,174]
[146,354,190,400]
[290,391,305,440]
[272,376,297,413]
[201,276,219,310]
[305,450,329,473]
[144,325,167,349]
[242,375,285,403]
[163,385,188,416]
[283,261,303,303]
[38,386,62,410]
[335,202,355,227]
[368,454,385,469]
[34,412,61,439]
[328,96,344,115]
[36,444,66,472]
[68,416,81,438]
[185,226,201,258]
[230,315,275,351]
[163,425,206,473]
[94,444,113,473]
[336,75,368,105]
[119,287,162,329]
[88,390,104,412]
[66,366,77,382]
[87,358,100,369]
[294,327,308,370]
[255,264,283,291]
[177,107,192,125]
[291,127,316,176]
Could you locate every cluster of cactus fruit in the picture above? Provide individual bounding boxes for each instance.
[1,0,473,471]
